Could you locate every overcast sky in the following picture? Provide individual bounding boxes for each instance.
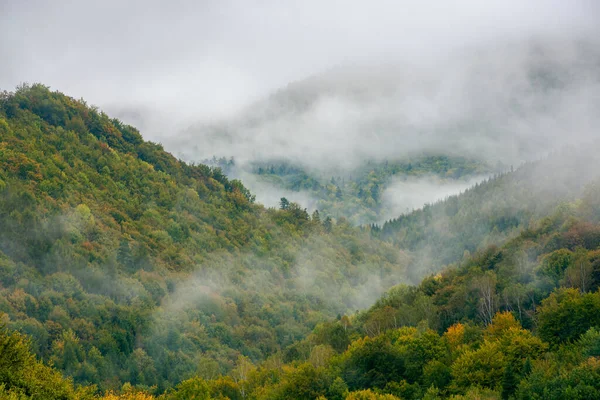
[2,0,598,127]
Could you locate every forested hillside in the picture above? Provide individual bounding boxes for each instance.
[2,1,599,398]
[208,156,489,226]
[375,148,600,279]
[205,179,600,399]
[2,84,600,400]
[0,84,409,393]
[133,178,600,399]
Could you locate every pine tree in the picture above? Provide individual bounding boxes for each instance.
[501,362,518,400]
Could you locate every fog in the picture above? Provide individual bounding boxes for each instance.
[169,37,599,170]
[2,1,599,153]
[380,175,488,223]
[3,1,600,218]
[4,2,600,386]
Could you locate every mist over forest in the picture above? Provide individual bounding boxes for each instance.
[2,1,600,399]
[173,37,600,169]
[164,35,600,218]
[4,1,599,216]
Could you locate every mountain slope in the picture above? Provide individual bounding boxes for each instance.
[209,155,490,225]
[171,179,600,400]
[2,84,600,399]
[375,147,600,280]
[0,84,409,392]
[162,36,600,235]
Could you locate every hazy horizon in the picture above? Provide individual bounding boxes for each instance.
[2,1,598,137]
[3,1,599,217]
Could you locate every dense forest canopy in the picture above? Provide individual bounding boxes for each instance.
[0,84,411,394]
[2,1,600,398]
[2,83,600,399]
[205,155,491,226]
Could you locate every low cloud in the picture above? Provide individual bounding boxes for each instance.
[226,168,320,211]
[2,1,598,166]
[380,175,488,223]
[171,36,600,173]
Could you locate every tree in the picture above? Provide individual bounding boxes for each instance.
[423,360,451,391]
[473,272,498,326]
[363,306,397,337]
[0,325,93,399]
[451,340,504,391]
[516,357,600,400]
[323,216,333,232]
[563,248,592,293]
[312,210,321,224]
[501,361,518,399]
[345,389,400,399]
[309,345,335,368]
[313,322,350,353]
[370,184,380,202]
[578,327,600,358]
[536,249,573,287]
[485,312,521,340]
[279,197,290,210]
[502,284,528,323]
[231,355,255,399]
[169,377,210,400]
[536,288,600,346]
[328,377,349,400]
[275,363,332,400]
[117,239,135,272]
[340,336,405,390]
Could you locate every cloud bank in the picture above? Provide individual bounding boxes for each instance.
[3,1,599,215]
[2,1,598,152]
[172,37,600,170]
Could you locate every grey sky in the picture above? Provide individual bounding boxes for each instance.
[1,0,598,127]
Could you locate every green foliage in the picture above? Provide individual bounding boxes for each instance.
[577,327,600,358]
[166,377,210,400]
[536,288,600,346]
[515,358,600,400]
[339,334,406,390]
[271,363,333,400]
[223,155,491,226]
[536,249,572,286]
[451,340,505,391]
[345,389,402,399]
[0,325,93,399]
[0,84,408,392]
[3,84,600,399]
[380,151,598,272]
